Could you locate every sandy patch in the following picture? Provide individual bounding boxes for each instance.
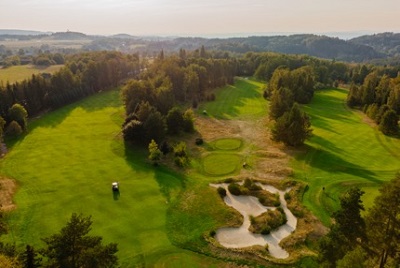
[210,182,297,259]
[0,178,17,211]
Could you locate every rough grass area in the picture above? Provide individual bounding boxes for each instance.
[213,138,243,150]
[202,153,242,176]
[292,88,400,225]
[0,64,63,83]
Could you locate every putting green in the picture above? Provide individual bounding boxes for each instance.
[203,153,241,176]
[214,138,243,151]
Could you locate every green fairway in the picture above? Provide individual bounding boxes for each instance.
[0,89,228,267]
[0,64,63,83]
[293,88,400,224]
[202,153,242,176]
[199,78,266,119]
[213,138,243,150]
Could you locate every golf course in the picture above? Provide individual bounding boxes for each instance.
[1,77,399,265]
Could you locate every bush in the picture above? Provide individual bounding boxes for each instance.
[217,187,227,198]
[224,178,234,183]
[209,230,216,237]
[284,192,291,201]
[195,138,203,145]
[6,121,23,136]
[228,183,241,196]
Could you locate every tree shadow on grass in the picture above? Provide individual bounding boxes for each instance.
[122,142,186,202]
[202,78,264,119]
[296,144,380,184]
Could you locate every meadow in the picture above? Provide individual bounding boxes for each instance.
[0,64,63,83]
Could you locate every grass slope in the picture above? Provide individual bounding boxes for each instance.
[293,88,400,224]
[200,78,266,119]
[0,90,226,267]
[0,64,63,83]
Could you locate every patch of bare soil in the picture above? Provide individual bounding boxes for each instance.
[195,116,292,181]
[0,178,17,211]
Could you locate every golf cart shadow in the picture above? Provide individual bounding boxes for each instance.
[112,182,120,200]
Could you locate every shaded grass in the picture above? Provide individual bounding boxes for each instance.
[292,88,400,225]
[0,64,63,83]
[199,78,266,119]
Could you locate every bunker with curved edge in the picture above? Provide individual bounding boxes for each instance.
[210,182,297,259]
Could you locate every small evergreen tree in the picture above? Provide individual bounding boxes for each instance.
[148,139,161,165]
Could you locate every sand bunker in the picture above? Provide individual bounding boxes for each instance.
[210,182,297,259]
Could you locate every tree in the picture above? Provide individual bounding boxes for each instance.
[0,116,5,140]
[182,109,195,133]
[41,213,118,268]
[5,121,23,137]
[148,139,161,165]
[272,103,312,146]
[378,109,399,135]
[20,245,41,268]
[143,111,166,144]
[269,87,294,120]
[319,187,366,268]
[364,174,400,268]
[166,107,184,134]
[8,104,28,130]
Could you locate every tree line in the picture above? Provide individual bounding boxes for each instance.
[347,71,400,135]
[0,51,141,140]
[318,174,400,268]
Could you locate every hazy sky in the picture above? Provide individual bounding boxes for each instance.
[1,0,400,36]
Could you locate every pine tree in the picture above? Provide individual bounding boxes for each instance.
[272,103,312,146]
[148,139,161,165]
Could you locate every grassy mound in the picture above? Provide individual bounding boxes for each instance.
[214,138,243,151]
[249,207,287,235]
[202,153,241,176]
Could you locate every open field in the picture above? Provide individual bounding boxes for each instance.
[293,88,400,224]
[0,90,231,267]
[0,64,63,83]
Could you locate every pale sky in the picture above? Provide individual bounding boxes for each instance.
[1,0,399,36]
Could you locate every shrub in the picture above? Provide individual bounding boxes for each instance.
[6,121,23,136]
[217,187,226,198]
[228,183,241,196]
[209,230,216,237]
[284,192,291,201]
[195,138,203,145]
[224,178,234,183]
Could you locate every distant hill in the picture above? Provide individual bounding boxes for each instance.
[145,34,384,62]
[48,31,90,40]
[350,32,400,57]
[0,29,51,35]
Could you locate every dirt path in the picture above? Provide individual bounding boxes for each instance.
[195,116,292,181]
[0,178,17,211]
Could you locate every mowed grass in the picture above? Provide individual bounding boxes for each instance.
[293,88,400,224]
[199,77,266,119]
[0,89,227,267]
[213,138,243,150]
[0,64,63,83]
[202,153,242,176]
